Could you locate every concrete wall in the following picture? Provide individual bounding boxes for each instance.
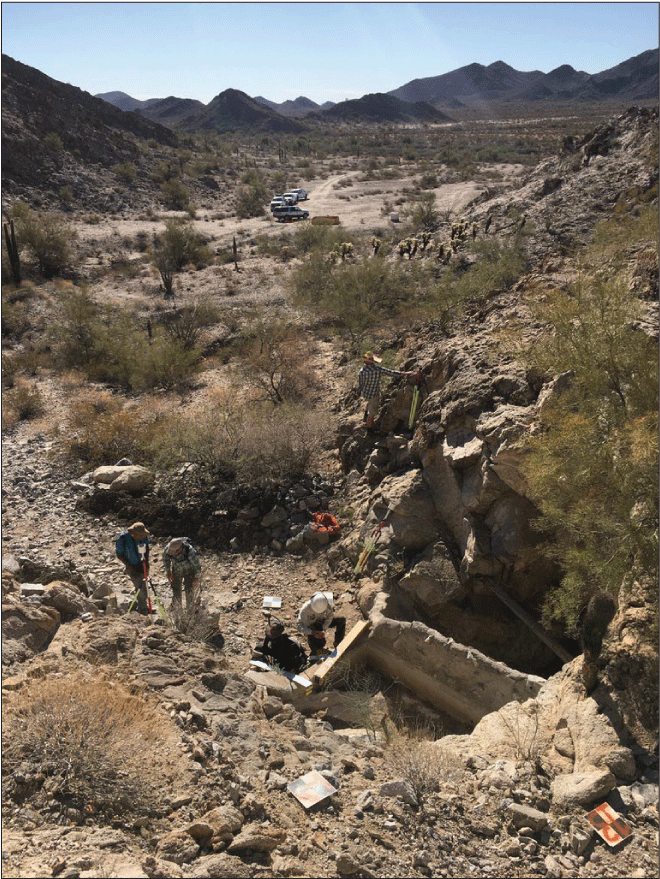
[359,612,545,726]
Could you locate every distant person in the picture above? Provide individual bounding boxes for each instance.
[116,522,151,614]
[162,537,202,611]
[358,351,415,430]
[256,618,308,674]
[297,591,346,656]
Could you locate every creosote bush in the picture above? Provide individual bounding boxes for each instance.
[9,200,74,279]
[59,390,170,466]
[2,672,180,822]
[157,389,332,484]
[54,287,201,392]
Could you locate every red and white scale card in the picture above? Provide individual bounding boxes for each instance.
[586,802,632,847]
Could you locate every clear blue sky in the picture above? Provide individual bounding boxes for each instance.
[1,2,657,104]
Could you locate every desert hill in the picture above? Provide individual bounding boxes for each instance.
[1,54,178,191]
[92,49,658,126]
[316,93,453,124]
[389,49,659,106]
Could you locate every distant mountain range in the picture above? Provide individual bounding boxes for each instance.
[389,50,659,106]
[93,49,657,130]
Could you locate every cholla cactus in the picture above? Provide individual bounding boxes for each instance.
[472,221,478,240]
[398,240,410,259]
[340,242,354,261]
[371,236,381,255]
[409,238,419,258]
[327,250,340,264]
[420,231,432,251]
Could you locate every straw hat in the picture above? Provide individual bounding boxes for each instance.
[129,522,150,537]
[363,351,382,363]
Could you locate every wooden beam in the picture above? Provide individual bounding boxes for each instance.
[312,620,371,687]
[487,579,572,664]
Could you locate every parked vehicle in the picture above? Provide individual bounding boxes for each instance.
[282,191,299,204]
[270,196,287,211]
[272,205,309,222]
[289,188,308,201]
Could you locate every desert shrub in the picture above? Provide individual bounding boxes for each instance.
[113,161,137,183]
[154,218,213,271]
[1,352,19,388]
[160,177,191,210]
[408,190,439,229]
[60,390,169,466]
[240,318,317,403]
[161,296,221,350]
[43,131,64,153]
[2,672,179,822]
[9,201,74,279]
[130,336,200,392]
[427,237,526,323]
[293,253,417,347]
[157,390,332,484]
[1,294,34,340]
[59,185,73,206]
[151,219,213,297]
[497,700,542,761]
[3,380,44,423]
[53,286,102,367]
[385,725,446,806]
[522,238,658,633]
[291,223,349,256]
[235,171,269,219]
[168,602,223,648]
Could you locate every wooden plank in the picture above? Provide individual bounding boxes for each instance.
[487,580,572,664]
[312,620,371,687]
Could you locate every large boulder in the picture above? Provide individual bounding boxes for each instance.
[436,657,637,805]
[41,580,99,622]
[1,596,60,665]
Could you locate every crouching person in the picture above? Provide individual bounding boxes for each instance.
[163,537,201,611]
[256,618,307,674]
[297,591,346,656]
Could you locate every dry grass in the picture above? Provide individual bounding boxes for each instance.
[385,723,449,806]
[2,671,181,821]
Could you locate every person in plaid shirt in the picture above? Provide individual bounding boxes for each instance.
[358,351,415,429]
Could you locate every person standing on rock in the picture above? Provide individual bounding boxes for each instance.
[297,591,346,656]
[115,522,151,614]
[162,537,202,611]
[358,351,415,430]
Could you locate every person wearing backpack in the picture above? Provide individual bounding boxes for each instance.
[163,537,202,611]
[256,618,308,674]
[115,522,151,614]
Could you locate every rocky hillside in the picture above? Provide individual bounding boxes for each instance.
[1,104,658,878]
[1,55,178,201]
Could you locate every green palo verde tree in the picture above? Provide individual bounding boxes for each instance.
[292,252,416,349]
[152,218,213,297]
[522,221,658,635]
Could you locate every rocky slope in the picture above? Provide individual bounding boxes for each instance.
[2,107,658,878]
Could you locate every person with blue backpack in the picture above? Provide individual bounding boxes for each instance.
[115,522,151,614]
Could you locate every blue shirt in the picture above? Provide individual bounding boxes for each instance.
[116,531,149,568]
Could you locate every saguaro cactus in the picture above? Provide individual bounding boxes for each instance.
[3,219,21,285]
